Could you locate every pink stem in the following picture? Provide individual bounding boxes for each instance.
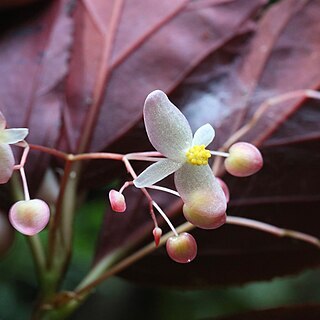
[123,157,158,228]
[72,152,123,161]
[119,181,133,194]
[13,142,30,170]
[29,144,68,160]
[146,185,180,197]
[226,216,320,248]
[19,167,30,201]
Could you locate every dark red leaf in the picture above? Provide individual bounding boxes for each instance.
[94,0,266,261]
[62,0,266,153]
[96,0,320,287]
[63,0,188,152]
[0,0,73,190]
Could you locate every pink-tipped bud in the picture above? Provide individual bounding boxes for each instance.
[166,232,197,263]
[183,203,226,230]
[182,190,226,230]
[153,227,162,247]
[225,142,263,177]
[0,213,14,257]
[109,190,126,212]
[9,199,50,236]
[216,177,230,203]
[0,144,14,184]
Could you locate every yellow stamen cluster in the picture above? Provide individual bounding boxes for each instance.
[186,145,211,166]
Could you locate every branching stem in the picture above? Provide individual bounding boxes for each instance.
[75,215,320,297]
[123,156,158,228]
[226,216,320,248]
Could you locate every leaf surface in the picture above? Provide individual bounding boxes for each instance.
[0,0,73,189]
[95,0,320,286]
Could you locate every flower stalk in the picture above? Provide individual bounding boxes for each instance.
[0,88,319,318]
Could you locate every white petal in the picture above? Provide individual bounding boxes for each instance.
[0,112,6,130]
[0,144,14,184]
[0,128,29,144]
[174,163,226,213]
[144,90,192,161]
[134,159,183,188]
[192,123,215,147]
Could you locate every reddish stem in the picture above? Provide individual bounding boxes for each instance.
[29,144,69,160]
[123,157,158,228]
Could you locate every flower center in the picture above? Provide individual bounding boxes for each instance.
[186,145,211,166]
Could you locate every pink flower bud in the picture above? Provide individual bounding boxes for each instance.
[9,199,50,236]
[0,144,14,184]
[182,190,226,229]
[109,190,126,212]
[0,213,14,256]
[183,203,226,230]
[216,177,230,203]
[166,232,197,263]
[225,142,263,177]
[153,227,162,247]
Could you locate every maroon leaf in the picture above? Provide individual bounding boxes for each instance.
[96,0,320,286]
[63,0,188,152]
[0,0,73,190]
[94,0,266,259]
[178,0,320,148]
[63,0,266,154]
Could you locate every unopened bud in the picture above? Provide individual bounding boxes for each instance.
[166,232,197,263]
[153,227,162,247]
[109,190,126,212]
[9,199,50,236]
[225,142,263,177]
[182,191,226,229]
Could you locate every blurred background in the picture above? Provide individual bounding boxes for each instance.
[0,0,320,319]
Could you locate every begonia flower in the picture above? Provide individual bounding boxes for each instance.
[133,90,226,229]
[0,111,28,184]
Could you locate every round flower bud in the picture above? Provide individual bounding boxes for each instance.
[109,190,126,212]
[216,177,230,203]
[166,232,197,263]
[0,213,14,257]
[182,191,226,229]
[183,203,226,230]
[153,227,162,247]
[9,199,50,236]
[0,144,14,184]
[225,142,263,177]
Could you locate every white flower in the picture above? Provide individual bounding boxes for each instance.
[0,111,28,184]
[134,90,226,229]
